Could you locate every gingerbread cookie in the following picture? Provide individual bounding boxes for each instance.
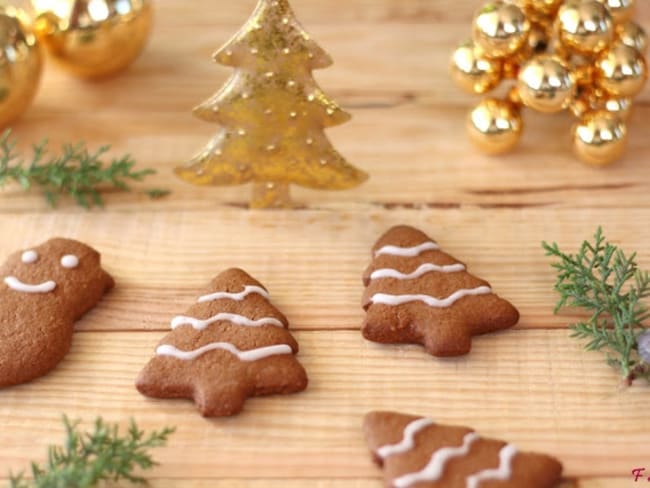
[362,225,519,356]
[364,411,563,488]
[0,238,114,387]
[136,268,308,417]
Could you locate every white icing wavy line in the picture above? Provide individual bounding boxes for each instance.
[370,263,466,281]
[393,432,480,488]
[197,285,269,303]
[466,444,518,488]
[370,286,492,308]
[4,276,56,294]
[375,242,439,258]
[376,418,434,459]
[171,312,284,330]
[156,342,292,362]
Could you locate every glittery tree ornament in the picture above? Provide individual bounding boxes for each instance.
[451,0,647,166]
[176,0,367,209]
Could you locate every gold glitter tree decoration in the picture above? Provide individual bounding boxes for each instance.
[451,0,648,166]
[176,0,367,208]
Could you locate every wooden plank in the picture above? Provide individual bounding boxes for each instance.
[1,330,647,479]
[8,103,650,211]
[0,479,635,488]
[0,207,647,332]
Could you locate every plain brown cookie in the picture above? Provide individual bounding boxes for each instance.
[364,411,563,488]
[136,268,308,417]
[362,225,519,356]
[0,238,114,388]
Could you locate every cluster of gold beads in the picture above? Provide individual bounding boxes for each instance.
[451,0,647,166]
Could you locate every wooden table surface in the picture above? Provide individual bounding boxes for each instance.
[2,0,650,486]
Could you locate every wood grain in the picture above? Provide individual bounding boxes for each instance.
[1,0,648,486]
[1,331,648,480]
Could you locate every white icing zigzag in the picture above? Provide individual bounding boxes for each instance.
[171,312,284,330]
[370,263,466,281]
[376,418,434,459]
[370,286,492,308]
[393,432,480,488]
[156,342,292,361]
[375,242,439,258]
[198,285,269,303]
[466,444,518,488]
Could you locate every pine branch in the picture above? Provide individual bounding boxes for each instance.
[8,416,175,488]
[542,227,650,385]
[0,130,169,208]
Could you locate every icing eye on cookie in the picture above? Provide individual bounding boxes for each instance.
[60,255,79,269]
[21,250,38,263]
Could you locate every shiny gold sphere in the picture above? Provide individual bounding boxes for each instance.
[33,0,152,79]
[450,40,503,94]
[556,1,614,56]
[520,0,563,16]
[595,42,647,97]
[601,95,633,119]
[467,98,523,154]
[517,55,576,113]
[0,5,42,127]
[616,21,647,54]
[573,110,627,166]
[472,2,531,59]
[595,0,635,24]
[570,86,633,120]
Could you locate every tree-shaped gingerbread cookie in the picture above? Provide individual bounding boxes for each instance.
[362,226,519,356]
[364,411,563,488]
[136,268,308,416]
[175,0,367,208]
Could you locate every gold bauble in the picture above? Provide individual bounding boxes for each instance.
[570,86,633,119]
[467,98,522,154]
[594,42,647,97]
[573,110,627,166]
[32,0,152,79]
[616,21,647,54]
[595,0,634,24]
[450,40,503,94]
[601,95,633,119]
[0,5,42,127]
[517,55,576,113]
[556,1,614,56]
[472,2,530,59]
[520,0,563,16]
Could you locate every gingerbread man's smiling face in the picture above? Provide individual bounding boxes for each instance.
[0,238,114,310]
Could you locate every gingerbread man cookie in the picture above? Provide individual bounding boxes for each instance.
[362,225,519,356]
[0,238,114,387]
[364,411,563,488]
[136,268,308,417]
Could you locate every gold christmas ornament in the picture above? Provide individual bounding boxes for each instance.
[573,109,627,165]
[450,40,503,94]
[467,98,523,155]
[32,0,152,79]
[517,54,576,112]
[175,0,367,209]
[596,0,635,24]
[0,4,42,127]
[556,0,614,56]
[520,0,563,16]
[616,21,647,54]
[452,0,647,166]
[594,42,647,97]
[472,2,531,59]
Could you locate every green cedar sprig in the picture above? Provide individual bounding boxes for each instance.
[543,227,650,385]
[9,416,175,488]
[0,130,169,208]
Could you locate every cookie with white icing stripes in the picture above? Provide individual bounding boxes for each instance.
[362,225,519,356]
[0,238,114,387]
[136,268,308,417]
[364,411,563,488]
